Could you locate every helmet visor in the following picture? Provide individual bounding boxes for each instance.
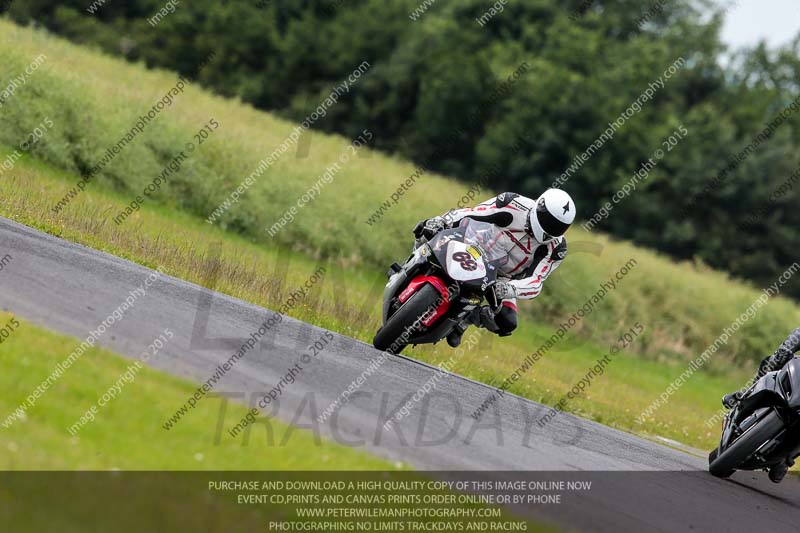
[536,198,570,238]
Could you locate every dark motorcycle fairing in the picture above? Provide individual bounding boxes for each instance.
[716,358,800,472]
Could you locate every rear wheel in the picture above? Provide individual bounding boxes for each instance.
[709,409,784,478]
[373,284,440,354]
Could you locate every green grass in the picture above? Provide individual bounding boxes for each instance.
[0,311,396,470]
[2,20,799,455]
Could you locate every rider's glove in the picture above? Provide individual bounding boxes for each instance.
[425,216,446,235]
[493,281,516,301]
[414,217,446,239]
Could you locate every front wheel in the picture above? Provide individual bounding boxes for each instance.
[709,409,784,478]
[373,284,440,354]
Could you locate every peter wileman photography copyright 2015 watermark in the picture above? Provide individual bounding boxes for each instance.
[636,261,800,425]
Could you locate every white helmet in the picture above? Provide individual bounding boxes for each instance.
[528,188,575,242]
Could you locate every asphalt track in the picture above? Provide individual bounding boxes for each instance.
[1,216,799,531]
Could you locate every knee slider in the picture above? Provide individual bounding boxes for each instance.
[495,306,518,334]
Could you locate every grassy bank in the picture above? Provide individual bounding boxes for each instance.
[1,19,799,371]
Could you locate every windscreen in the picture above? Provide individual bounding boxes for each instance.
[461,220,510,262]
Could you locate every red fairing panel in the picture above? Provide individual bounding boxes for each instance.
[398,275,451,327]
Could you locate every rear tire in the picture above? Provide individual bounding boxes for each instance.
[709,409,784,478]
[373,284,440,354]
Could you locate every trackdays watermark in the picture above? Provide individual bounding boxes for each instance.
[471,258,638,420]
[384,329,486,431]
[210,388,591,449]
[316,283,459,425]
[165,266,327,431]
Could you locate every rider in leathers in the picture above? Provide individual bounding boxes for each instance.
[417,189,575,347]
[723,327,800,482]
[724,328,800,408]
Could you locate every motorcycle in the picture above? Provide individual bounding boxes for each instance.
[708,357,800,481]
[372,219,508,354]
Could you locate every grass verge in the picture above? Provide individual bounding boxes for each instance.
[0,311,396,470]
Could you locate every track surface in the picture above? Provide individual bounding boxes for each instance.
[1,217,799,531]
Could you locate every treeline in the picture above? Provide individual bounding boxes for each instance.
[4,0,800,298]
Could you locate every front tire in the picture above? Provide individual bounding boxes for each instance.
[709,409,784,478]
[373,284,440,354]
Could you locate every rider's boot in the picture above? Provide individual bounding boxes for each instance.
[447,321,469,348]
[446,330,462,348]
[768,459,792,483]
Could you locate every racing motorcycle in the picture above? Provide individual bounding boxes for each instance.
[372,219,507,354]
[709,357,800,481]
